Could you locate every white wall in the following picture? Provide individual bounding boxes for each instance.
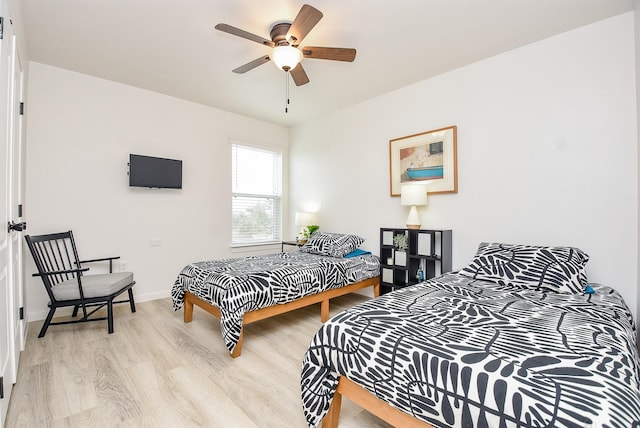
[290,13,639,316]
[25,63,288,320]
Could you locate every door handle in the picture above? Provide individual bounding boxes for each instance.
[7,221,26,232]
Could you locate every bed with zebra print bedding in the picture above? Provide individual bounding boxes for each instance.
[301,243,640,428]
[171,249,380,355]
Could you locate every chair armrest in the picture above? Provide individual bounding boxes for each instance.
[77,256,121,273]
[32,267,90,277]
[78,256,121,264]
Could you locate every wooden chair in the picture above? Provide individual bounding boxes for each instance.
[25,230,136,337]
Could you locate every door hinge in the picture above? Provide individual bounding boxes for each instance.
[19,307,24,320]
[0,17,4,40]
[18,204,22,217]
[19,102,24,115]
[0,376,3,399]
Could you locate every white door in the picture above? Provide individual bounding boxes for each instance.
[10,30,24,363]
[0,6,19,426]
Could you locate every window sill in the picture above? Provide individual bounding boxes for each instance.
[230,242,281,254]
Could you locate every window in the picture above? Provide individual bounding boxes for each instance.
[231,143,283,246]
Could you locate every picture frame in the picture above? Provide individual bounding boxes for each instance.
[389,125,457,196]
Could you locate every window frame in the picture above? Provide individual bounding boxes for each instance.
[230,141,284,248]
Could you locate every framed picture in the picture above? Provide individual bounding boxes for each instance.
[389,125,457,196]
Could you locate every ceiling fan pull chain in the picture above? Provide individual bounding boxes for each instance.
[285,70,291,113]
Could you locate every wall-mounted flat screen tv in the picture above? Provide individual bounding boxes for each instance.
[128,154,182,189]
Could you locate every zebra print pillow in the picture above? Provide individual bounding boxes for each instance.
[459,242,589,294]
[300,232,364,258]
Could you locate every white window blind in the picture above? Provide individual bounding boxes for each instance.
[231,143,282,246]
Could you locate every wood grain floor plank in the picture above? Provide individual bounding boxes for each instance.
[167,365,259,427]
[6,362,53,428]
[53,407,102,428]
[93,349,143,425]
[50,327,99,420]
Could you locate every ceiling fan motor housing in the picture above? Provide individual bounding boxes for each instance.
[270,22,293,46]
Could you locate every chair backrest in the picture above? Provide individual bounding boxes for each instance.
[25,231,82,301]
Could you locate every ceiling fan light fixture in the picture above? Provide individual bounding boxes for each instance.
[270,45,302,71]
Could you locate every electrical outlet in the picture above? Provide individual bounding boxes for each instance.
[149,239,162,247]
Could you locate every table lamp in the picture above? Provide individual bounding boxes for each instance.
[400,184,427,229]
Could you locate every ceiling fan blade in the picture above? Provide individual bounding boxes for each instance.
[290,64,310,86]
[287,4,323,46]
[232,56,271,74]
[215,23,275,47]
[302,47,356,62]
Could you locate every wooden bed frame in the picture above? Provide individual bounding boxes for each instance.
[322,376,435,428]
[183,275,380,358]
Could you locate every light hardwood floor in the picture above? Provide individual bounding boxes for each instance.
[6,294,393,428]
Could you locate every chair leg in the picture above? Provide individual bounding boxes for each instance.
[128,288,136,313]
[38,307,56,338]
[80,302,88,320]
[71,304,79,317]
[107,300,114,334]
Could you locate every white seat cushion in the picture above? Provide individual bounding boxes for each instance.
[52,272,134,301]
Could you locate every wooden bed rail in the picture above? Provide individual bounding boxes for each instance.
[322,376,435,428]
[183,276,380,358]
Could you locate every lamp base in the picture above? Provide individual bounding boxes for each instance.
[405,205,421,230]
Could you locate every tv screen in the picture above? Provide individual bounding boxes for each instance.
[128,154,182,189]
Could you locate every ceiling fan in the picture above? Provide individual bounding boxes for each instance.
[215,4,356,86]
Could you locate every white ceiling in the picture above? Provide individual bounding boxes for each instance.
[20,0,635,127]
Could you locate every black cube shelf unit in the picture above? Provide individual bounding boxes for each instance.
[379,228,452,294]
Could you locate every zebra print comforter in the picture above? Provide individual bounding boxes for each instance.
[301,273,640,428]
[171,251,380,353]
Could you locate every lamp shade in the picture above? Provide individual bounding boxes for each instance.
[295,211,317,226]
[400,184,427,206]
[270,46,303,71]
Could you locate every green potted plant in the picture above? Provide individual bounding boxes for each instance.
[297,225,319,243]
[393,233,408,266]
